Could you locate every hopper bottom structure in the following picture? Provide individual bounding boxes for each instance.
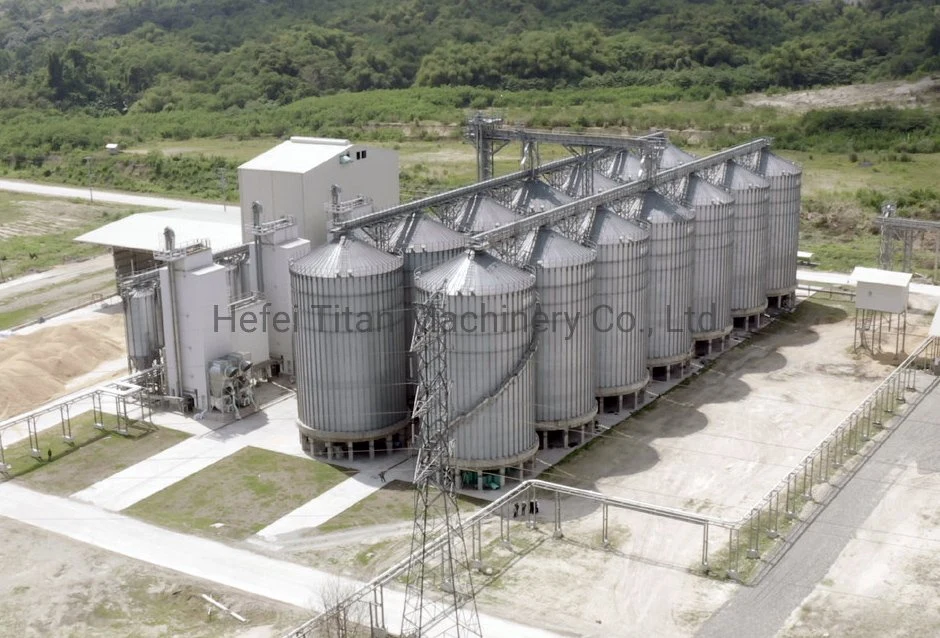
[298,418,412,461]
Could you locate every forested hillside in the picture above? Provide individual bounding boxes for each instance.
[0,0,937,114]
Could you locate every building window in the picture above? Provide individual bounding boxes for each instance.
[354,150,367,160]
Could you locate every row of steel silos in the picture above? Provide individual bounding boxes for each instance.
[289,142,801,479]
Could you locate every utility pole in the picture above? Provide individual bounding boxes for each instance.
[402,289,483,638]
[217,168,228,213]
[84,156,94,202]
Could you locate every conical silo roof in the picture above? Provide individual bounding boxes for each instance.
[758,150,801,177]
[512,179,573,213]
[457,195,519,233]
[638,190,694,225]
[721,161,770,191]
[588,207,650,245]
[416,250,533,296]
[609,151,644,181]
[523,228,595,269]
[388,212,466,254]
[290,234,401,277]
[686,175,734,206]
[563,164,621,195]
[660,144,696,169]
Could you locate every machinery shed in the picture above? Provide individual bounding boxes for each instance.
[74,208,243,280]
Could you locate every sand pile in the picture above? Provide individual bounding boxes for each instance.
[0,313,127,420]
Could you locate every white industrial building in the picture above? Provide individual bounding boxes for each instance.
[74,136,399,414]
[238,136,399,246]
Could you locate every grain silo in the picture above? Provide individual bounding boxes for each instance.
[563,163,621,197]
[758,151,802,309]
[122,280,165,373]
[291,234,410,460]
[456,194,518,233]
[684,175,735,352]
[638,191,695,379]
[522,228,598,448]
[415,250,539,489]
[719,161,771,327]
[587,207,650,411]
[388,211,467,348]
[512,178,573,214]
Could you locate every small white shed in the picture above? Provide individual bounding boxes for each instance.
[851,267,911,314]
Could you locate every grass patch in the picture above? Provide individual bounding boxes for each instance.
[125,446,357,540]
[0,411,179,494]
[0,303,45,330]
[318,479,489,534]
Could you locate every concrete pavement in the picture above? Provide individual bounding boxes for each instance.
[0,482,563,638]
[697,375,940,638]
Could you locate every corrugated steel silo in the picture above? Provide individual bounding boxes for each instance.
[758,151,802,305]
[415,250,538,472]
[123,281,164,372]
[522,228,597,438]
[456,194,518,233]
[719,162,771,321]
[290,234,409,457]
[637,191,695,372]
[659,144,696,169]
[388,212,467,348]
[685,175,735,344]
[563,163,621,197]
[512,178,572,214]
[587,208,650,410]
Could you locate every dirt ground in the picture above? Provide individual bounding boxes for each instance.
[466,297,935,637]
[743,76,938,112]
[0,310,127,419]
[0,517,309,638]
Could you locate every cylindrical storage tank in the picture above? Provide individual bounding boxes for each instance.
[522,228,597,433]
[587,208,650,403]
[609,144,695,183]
[637,191,695,370]
[388,212,467,348]
[720,162,771,319]
[563,163,621,197]
[685,175,735,342]
[456,194,519,233]
[759,151,802,302]
[124,282,165,372]
[415,250,538,470]
[512,178,572,214]
[290,235,409,451]
[659,144,696,169]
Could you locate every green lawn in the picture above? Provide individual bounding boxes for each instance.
[125,446,357,540]
[318,480,489,534]
[1,411,188,495]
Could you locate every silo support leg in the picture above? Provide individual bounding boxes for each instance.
[563,430,569,449]
[369,440,375,460]
[347,442,354,461]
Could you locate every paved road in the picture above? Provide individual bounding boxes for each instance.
[697,373,940,638]
[0,483,565,638]
[0,178,226,213]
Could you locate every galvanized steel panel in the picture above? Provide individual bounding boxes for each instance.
[457,195,519,233]
[416,251,538,464]
[588,208,650,395]
[512,179,573,214]
[759,152,803,297]
[685,175,735,340]
[638,191,695,367]
[290,236,408,436]
[522,228,597,427]
[124,283,164,371]
[721,162,771,316]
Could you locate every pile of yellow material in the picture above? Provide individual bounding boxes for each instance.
[0,313,127,420]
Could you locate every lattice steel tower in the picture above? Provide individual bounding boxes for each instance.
[401,290,483,638]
